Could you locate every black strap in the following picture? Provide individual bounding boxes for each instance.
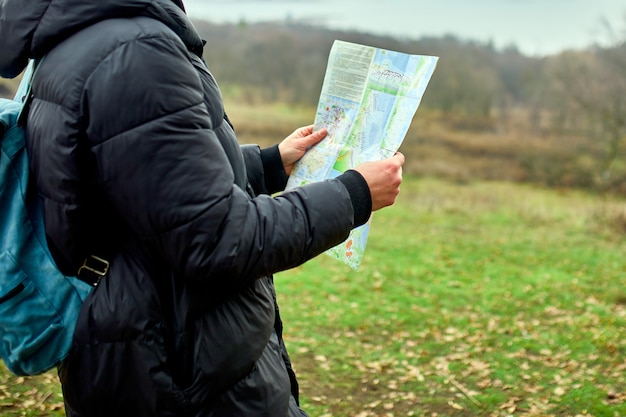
[17,59,42,127]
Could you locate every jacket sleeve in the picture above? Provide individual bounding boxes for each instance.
[240,144,289,196]
[84,34,368,294]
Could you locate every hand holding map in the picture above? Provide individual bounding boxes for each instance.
[285,40,438,269]
[278,125,328,175]
[354,152,404,211]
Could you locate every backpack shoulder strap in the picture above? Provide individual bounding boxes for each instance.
[16,59,42,127]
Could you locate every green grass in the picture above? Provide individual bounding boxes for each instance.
[1,178,625,416]
[275,178,626,417]
[0,371,64,417]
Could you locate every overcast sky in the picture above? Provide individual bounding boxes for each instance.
[184,0,626,56]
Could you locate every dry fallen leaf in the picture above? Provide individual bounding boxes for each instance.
[448,400,464,410]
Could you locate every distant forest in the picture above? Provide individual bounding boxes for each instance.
[194,19,625,156]
[1,19,622,143]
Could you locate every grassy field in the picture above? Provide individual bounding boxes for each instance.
[276,178,626,417]
[1,177,625,416]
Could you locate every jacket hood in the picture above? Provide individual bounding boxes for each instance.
[0,0,203,78]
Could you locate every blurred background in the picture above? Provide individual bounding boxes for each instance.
[179,0,626,194]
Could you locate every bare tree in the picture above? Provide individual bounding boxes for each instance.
[551,16,626,186]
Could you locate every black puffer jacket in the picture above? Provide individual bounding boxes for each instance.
[0,1,372,416]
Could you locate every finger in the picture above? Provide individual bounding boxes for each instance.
[314,127,327,138]
[393,151,405,165]
[298,125,314,136]
[303,128,327,146]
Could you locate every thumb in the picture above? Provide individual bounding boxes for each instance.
[302,128,327,147]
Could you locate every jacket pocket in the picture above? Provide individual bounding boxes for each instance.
[0,251,63,372]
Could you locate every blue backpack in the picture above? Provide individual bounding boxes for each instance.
[0,61,94,376]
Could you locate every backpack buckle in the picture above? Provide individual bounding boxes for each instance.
[77,255,110,287]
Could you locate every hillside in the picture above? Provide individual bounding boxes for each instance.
[192,20,626,192]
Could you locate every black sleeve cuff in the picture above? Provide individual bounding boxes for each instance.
[260,145,288,194]
[337,170,372,227]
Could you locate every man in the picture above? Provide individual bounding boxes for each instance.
[0,0,404,415]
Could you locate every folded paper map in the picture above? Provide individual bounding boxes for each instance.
[286,40,438,269]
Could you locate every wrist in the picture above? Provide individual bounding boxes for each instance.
[337,170,372,227]
[261,145,288,193]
